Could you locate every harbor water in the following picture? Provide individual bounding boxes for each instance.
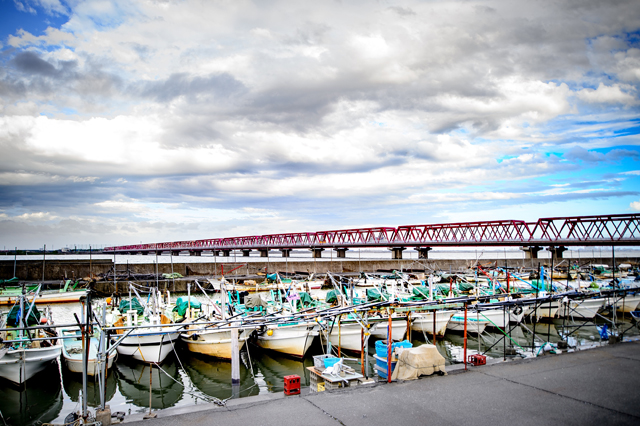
[2,292,639,425]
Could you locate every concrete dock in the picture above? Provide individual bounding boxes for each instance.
[125,340,640,426]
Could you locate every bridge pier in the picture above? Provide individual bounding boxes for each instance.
[259,249,270,257]
[548,246,568,259]
[242,250,251,257]
[390,247,406,259]
[311,248,324,258]
[280,249,292,257]
[335,248,348,258]
[417,247,432,259]
[171,250,181,256]
[520,246,542,259]
[190,250,201,256]
[222,250,231,257]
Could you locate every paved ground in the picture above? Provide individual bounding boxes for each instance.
[125,340,640,426]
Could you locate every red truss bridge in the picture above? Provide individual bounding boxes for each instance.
[104,214,640,259]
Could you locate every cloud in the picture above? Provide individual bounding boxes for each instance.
[1,0,639,248]
[576,83,637,105]
[631,201,640,211]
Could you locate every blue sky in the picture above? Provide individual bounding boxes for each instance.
[0,0,639,249]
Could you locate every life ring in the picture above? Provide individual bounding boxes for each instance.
[512,306,523,316]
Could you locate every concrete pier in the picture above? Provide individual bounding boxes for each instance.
[124,340,640,426]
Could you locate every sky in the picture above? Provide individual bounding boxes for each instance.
[0,0,639,250]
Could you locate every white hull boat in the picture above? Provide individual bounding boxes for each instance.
[0,345,62,385]
[478,306,526,328]
[61,330,116,375]
[557,297,606,319]
[370,316,407,341]
[324,321,367,353]
[447,313,488,334]
[615,294,640,313]
[410,310,456,336]
[256,322,318,358]
[181,327,253,359]
[114,330,180,363]
[529,300,559,319]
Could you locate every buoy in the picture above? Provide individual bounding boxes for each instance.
[106,297,112,305]
[267,329,273,336]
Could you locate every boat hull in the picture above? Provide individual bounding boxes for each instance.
[557,297,605,319]
[324,321,367,352]
[0,345,62,385]
[181,328,252,359]
[370,317,407,341]
[447,314,488,334]
[411,310,455,336]
[256,323,318,358]
[114,331,180,363]
[616,294,640,313]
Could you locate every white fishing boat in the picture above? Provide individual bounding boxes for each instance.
[182,327,253,359]
[0,283,87,306]
[477,305,526,328]
[615,293,640,313]
[556,297,606,319]
[255,322,319,358]
[0,287,62,385]
[110,288,180,364]
[111,310,179,364]
[61,329,116,375]
[322,319,369,353]
[528,299,559,319]
[370,315,407,341]
[447,312,489,334]
[410,309,456,337]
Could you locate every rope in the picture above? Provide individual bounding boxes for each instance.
[152,362,226,407]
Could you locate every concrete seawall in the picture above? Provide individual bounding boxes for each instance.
[1,256,638,291]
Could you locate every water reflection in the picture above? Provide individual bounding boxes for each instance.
[250,346,313,392]
[0,362,63,425]
[116,357,184,409]
[62,368,117,407]
[182,351,259,400]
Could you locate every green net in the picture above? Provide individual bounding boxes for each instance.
[172,296,202,317]
[7,302,41,326]
[119,297,145,315]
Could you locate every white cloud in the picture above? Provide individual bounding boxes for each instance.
[576,83,637,105]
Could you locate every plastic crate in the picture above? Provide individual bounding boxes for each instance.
[313,354,332,371]
[468,354,486,366]
[375,340,412,358]
[284,375,301,395]
[324,357,341,369]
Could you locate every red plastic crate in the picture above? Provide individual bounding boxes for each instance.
[468,354,486,366]
[284,375,301,395]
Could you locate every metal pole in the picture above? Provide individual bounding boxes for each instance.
[42,244,46,282]
[13,247,17,278]
[89,246,92,279]
[100,304,108,410]
[387,309,392,383]
[464,303,468,371]
[364,312,369,379]
[231,322,240,387]
[360,323,365,376]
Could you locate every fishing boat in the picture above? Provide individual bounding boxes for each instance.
[177,291,256,359]
[410,310,456,337]
[0,286,62,385]
[321,317,369,353]
[615,293,640,313]
[446,311,489,334]
[556,297,606,319]
[60,328,117,375]
[0,281,87,305]
[255,321,319,358]
[109,288,180,364]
